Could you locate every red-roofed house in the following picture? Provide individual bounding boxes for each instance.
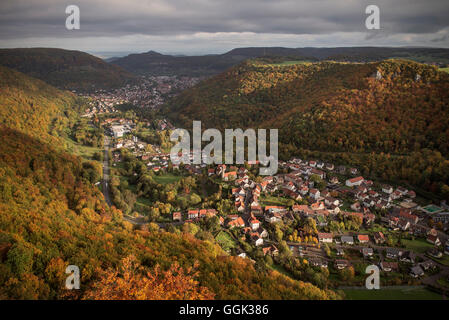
[357,234,370,243]
[346,176,364,187]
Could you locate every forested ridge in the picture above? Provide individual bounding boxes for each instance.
[0,48,136,91]
[164,59,449,200]
[0,65,337,299]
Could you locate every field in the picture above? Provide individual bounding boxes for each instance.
[259,195,291,207]
[440,67,449,74]
[402,239,435,253]
[343,286,444,300]
[153,173,183,185]
[64,136,101,159]
[215,231,237,252]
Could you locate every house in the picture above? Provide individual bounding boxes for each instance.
[427,234,441,246]
[228,217,245,228]
[410,265,425,278]
[325,197,339,207]
[432,212,449,224]
[381,261,398,272]
[250,232,263,246]
[398,219,410,231]
[382,185,393,194]
[400,251,416,264]
[407,190,416,198]
[336,247,345,256]
[357,234,370,244]
[172,211,182,221]
[337,166,346,174]
[264,211,283,224]
[427,248,443,258]
[373,231,385,244]
[335,259,350,269]
[309,258,328,268]
[251,205,263,216]
[341,236,354,245]
[386,248,401,259]
[329,176,339,185]
[420,260,436,271]
[318,232,333,243]
[397,186,408,195]
[187,209,199,219]
[364,213,376,225]
[345,176,364,187]
[262,245,279,256]
[399,210,419,224]
[249,218,260,231]
[351,202,362,212]
[311,168,326,179]
[309,188,320,200]
[310,201,325,211]
[362,247,374,258]
[223,171,237,181]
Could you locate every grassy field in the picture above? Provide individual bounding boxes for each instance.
[402,238,435,254]
[215,231,237,252]
[64,136,101,159]
[439,67,449,74]
[343,287,444,300]
[153,173,182,185]
[259,195,291,207]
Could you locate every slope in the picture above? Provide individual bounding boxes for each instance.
[0,48,136,92]
[164,59,449,199]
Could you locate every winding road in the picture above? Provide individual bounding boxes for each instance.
[102,136,112,206]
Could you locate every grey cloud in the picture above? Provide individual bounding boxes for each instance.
[0,0,448,51]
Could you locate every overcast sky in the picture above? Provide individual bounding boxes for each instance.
[1,0,449,57]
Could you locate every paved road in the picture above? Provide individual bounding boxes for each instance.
[102,136,112,206]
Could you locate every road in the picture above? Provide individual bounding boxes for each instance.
[102,135,112,206]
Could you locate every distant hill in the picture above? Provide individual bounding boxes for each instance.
[111,47,449,77]
[0,48,136,92]
[164,59,449,199]
[111,48,315,76]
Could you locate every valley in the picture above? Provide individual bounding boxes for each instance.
[1,47,449,301]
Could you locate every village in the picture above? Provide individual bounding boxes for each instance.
[91,112,449,294]
[80,75,201,116]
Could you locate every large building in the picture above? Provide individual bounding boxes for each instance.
[111,125,125,138]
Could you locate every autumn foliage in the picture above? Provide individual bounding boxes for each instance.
[83,255,214,300]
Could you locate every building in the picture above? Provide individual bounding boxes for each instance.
[357,234,370,243]
[318,232,333,243]
[172,211,182,221]
[345,176,364,187]
[111,125,126,138]
[341,236,354,245]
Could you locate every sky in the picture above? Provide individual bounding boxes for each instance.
[1,0,449,57]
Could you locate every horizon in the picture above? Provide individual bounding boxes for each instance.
[1,1,449,55]
[2,45,449,60]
